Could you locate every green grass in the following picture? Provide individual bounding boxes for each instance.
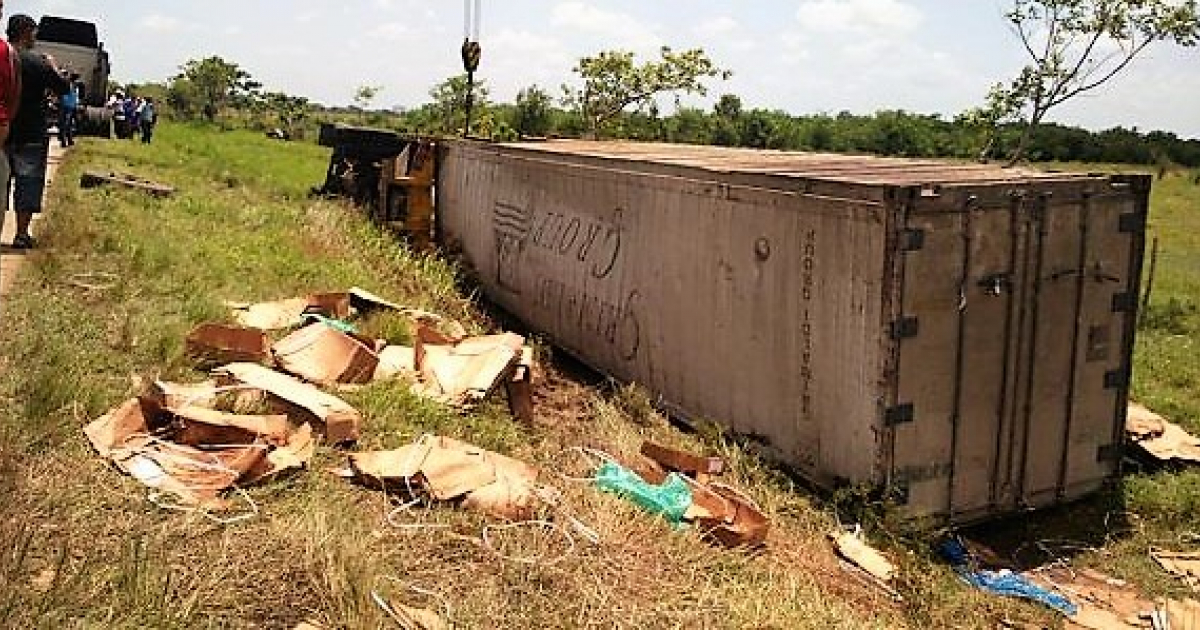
[1,124,1196,628]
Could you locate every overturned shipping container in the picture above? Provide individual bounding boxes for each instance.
[436,140,1149,524]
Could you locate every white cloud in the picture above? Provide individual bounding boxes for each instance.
[692,15,757,52]
[138,14,181,33]
[550,2,661,52]
[485,28,575,100]
[694,16,739,38]
[369,22,412,39]
[795,0,923,35]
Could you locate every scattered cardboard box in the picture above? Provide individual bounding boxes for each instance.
[227,287,406,331]
[832,529,896,584]
[1127,402,1166,440]
[374,345,418,381]
[1153,549,1200,592]
[641,441,726,484]
[185,323,271,367]
[413,329,525,407]
[345,435,539,521]
[505,348,535,423]
[1027,565,1197,630]
[1126,402,1200,464]
[623,441,768,548]
[227,298,311,330]
[84,390,314,508]
[272,323,380,385]
[217,363,362,443]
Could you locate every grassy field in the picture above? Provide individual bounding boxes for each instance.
[0,124,1196,628]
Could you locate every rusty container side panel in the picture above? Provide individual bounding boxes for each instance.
[438,142,891,485]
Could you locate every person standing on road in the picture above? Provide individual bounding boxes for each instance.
[58,71,78,147]
[0,1,20,228]
[3,14,69,249]
[138,97,156,144]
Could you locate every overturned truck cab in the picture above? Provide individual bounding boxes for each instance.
[315,123,437,251]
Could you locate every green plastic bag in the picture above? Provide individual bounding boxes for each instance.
[594,461,692,525]
[301,313,358,335]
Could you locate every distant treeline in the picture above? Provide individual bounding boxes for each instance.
[123,62,1200,168]
[467,103,1200,168]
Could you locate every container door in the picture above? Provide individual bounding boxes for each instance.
[890,183,1144,522]
[1014,188,1140,508]
[890,201,1025,520]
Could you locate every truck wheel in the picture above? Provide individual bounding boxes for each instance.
[79,106,113,137]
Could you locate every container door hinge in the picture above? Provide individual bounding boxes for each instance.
[890,316,920,340]
[1111,292,1137,313]
[1096,443,1123,463]
[900,228,925,252]
[1104,369,1128,389]
[1118,212,1146,234]
[885,403,915,427]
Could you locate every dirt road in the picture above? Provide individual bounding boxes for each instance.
[0,143,65,295]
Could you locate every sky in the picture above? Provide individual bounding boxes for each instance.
[14,0,1200,138]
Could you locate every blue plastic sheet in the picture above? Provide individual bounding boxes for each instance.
[594,461,692,525]
[937,537,1078,616]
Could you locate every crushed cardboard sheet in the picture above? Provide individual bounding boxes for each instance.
[1153,549,1200,592]
[342,435,539,521]
[226,287,423,331]
[376,599,447,630]
[272,323,380,385]
[634,441,769,548]
[184,323,270,367]
[1028,565,1199,630]
[1126,402,1200,463]
[84,388,315,508]
[375,345,418,381]
[831,529,896,584]
[412,327,527,408]
[641,441,726,484]
[217,363,362,444]
[226,297,311,331]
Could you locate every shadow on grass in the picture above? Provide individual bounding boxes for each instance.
[957,483,1132,571]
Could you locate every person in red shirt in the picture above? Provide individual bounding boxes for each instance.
[0,0,21,220]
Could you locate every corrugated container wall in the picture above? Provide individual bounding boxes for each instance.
[436,140,1149,524]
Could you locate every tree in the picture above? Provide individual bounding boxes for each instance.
[174,56,261,121]
[665,106,713,144]
[564,46,730,138]
[428,74,493,136]
[353,85,382,112]
[978,0,1200,163]
[711,94,743,146]
[262,92,310,137]
[514,85,553,137]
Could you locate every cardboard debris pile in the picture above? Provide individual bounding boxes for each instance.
[1027,564,1200,630]
[202,288,535,413]
[337,434,540,521]
[87,286,537,510]
[85,381,317,508]
[1126,402,1200,464]
[1153,549,1200,593]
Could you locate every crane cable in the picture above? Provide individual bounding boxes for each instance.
[462,0,482,136]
